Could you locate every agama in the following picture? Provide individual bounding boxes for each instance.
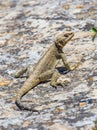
[15,32,76,112]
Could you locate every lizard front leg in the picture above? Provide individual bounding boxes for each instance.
[60,53,79,71]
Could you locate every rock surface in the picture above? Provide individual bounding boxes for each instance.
[0,0,97,130]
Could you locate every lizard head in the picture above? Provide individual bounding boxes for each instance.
[55,32,74,48]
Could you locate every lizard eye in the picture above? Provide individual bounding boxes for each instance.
[64,34,68,37]
[63,32,73,37]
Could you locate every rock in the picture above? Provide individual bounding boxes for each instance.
[0,75,10,86]
[50,123,77,130]
[0,0,97,129]
[73,31,94,40]
[19,53,28,59]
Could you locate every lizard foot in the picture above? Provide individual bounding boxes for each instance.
[69,62,80,71]
[57,77,71,88]
[51,82,68,89]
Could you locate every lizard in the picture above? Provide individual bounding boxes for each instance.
[15,31,76,112]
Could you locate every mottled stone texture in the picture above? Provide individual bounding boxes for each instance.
[0,0,97,130]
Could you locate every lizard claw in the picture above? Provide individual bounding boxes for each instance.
[57,83,67,88]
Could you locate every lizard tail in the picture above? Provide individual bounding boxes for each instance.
[15,77,40,112]
[15,98,39,112]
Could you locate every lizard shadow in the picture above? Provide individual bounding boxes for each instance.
[56,66,70,74]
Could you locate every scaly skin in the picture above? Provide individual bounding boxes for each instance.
[15,32,74,112]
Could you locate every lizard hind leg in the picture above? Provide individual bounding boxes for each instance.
[50,69,64,88]
[14,67,28,78]
[39,69,65,88]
